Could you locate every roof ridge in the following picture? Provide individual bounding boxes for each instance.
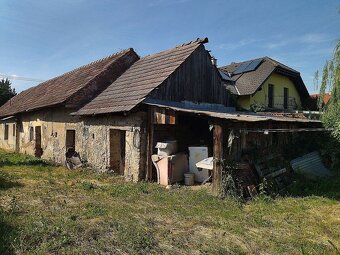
[265,56,299,73]
[58,48,134,76]
[142,38,208,59]
[37,48,134,86]
[177,37,208,48]
[4,48,135,104]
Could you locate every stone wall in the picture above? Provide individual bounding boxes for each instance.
[0,119,17,151]
[1,108,147,182]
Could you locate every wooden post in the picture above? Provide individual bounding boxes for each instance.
[145,106,154,181]
[212,123,223,195]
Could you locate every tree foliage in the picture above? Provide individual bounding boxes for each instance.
[320,42,340,140]
[0,78,16,107]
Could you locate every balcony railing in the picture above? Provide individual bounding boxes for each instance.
[269,96,298,110]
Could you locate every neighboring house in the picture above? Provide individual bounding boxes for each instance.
[219,57,309,111]
[310,92,331,109]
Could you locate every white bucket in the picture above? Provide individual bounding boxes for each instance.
[184,173,195,186]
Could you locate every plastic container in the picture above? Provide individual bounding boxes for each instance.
[155,140,178,157]
[184,173,195,186]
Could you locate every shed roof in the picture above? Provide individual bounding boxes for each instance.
[75,38,209,115]
[0,48,137,117]
[220,57,309,98]
[143,99,321,123]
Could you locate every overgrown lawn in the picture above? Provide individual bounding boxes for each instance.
[0,150,339,254]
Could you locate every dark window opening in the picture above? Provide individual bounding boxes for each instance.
[13,124,16,136]
[4,124,9,140]
[66,130,76,150]
[29,127,34,142]
[268,84,274,108]
[284,87,289,109]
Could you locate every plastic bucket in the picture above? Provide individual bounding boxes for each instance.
[184,173,195,186]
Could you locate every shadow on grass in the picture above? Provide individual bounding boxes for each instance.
[0,210,17,255]
[0,174,24,190]
[0,159,52,167]
[288,170,340,201]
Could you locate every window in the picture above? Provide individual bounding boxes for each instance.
[4,124,9,140]
[29,127,34,142]
[284,87,289,109]
[268,84,274,108]
[13,124,16,136]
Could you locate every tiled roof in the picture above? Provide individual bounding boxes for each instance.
[219,57,308,97]
[0,48,138,117]
[75,38,208,115]
[310,93,331,105]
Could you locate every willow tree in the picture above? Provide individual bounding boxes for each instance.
[320,42,340,140]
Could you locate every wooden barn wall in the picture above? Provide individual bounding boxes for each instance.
[148,44,229,106]
[222,121,301,162]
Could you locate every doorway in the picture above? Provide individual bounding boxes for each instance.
[35,126,43,158]
[66,130,76,150]
[109,129,126,175]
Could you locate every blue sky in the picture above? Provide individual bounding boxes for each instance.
[0,0,339,93]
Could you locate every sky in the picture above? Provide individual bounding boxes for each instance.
[0,0,339,94]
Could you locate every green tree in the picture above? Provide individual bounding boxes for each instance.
[320,42,340,140]
[0,78,16,106]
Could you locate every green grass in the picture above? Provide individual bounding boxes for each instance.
[0,149,339,254]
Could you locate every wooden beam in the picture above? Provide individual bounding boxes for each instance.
[145,106,155,181]
[212,123,223,195]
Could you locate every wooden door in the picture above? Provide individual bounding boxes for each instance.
[35,126,43,158]
[109,129,125,175]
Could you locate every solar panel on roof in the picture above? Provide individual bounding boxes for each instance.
[233,60,252,75]
[243,59,262,72]
[233,59,262,75]
[219,70,232,81]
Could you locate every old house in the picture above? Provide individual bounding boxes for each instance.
[219,57,310,111]
[0,48,139,162]
[0,38,324,192]
[73,38,231,181]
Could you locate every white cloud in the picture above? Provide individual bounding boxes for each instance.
[263,33,333,50]
[216,38,262,51]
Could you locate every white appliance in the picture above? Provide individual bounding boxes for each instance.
[188,146,209,182]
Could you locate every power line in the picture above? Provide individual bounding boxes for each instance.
[0,74,45,83]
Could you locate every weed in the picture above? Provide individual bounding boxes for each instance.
[82,181,96,191]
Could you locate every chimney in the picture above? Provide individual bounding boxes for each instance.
[211,56,217,66]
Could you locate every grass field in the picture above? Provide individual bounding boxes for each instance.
[0,150,339,255]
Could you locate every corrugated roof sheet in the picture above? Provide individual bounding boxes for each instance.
[143,99,321,123]
[290,151,331,177]
[75,38,208,115]
[0,48,137,117]
[219,57,309,97]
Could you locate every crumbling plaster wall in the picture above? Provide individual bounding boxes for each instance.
[0,120,16,151]
[16,108,147,182]
[18,108,82,163]
[82,111,147,182]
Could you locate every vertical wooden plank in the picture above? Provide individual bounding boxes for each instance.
[146,106,155,181]
[212,123,223,195]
